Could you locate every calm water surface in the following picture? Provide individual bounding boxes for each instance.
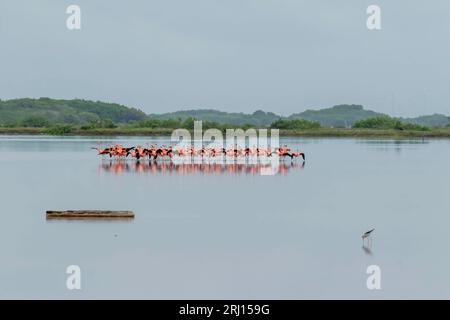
[1,135,450,299]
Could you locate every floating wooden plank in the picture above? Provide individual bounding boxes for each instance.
[46,210,134,219]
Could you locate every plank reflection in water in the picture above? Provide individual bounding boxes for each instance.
[98,160,304,175]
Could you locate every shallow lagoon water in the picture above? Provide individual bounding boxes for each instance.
[1,135,450,299]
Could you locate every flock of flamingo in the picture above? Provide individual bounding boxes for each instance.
[92,144,305,161]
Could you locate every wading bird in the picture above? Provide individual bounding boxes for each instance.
[362,228,375,247]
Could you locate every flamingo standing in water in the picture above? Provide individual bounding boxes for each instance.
[92,146,134,158]
[92,147,112,157]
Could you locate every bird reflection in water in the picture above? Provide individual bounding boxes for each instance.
[362,245,373,256]
[99,160,305,175]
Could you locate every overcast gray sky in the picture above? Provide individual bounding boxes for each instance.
[1,0,450,116]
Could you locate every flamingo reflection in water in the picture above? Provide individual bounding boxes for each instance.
[98,160,305,175]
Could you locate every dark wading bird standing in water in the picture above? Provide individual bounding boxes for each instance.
[362,228,375,248]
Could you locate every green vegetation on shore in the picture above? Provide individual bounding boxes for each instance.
[2,126,450,138]
[0,98,146,127]
[270,119,321,130]
[353,117,429,131]
[150,109,279,127]
[288,104,386,127]
[1,98,450,138]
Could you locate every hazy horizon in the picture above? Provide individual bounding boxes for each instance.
[1,0,450,117]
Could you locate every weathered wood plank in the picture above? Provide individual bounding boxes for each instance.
[46,210,134,219]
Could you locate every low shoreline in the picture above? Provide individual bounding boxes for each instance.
[1,127,450,139]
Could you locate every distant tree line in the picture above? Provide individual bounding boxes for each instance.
[0,98,146,127]
[352,117,429,131]
[270,119,321,130]
[2,98,449,133]
[0,114,438,133]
